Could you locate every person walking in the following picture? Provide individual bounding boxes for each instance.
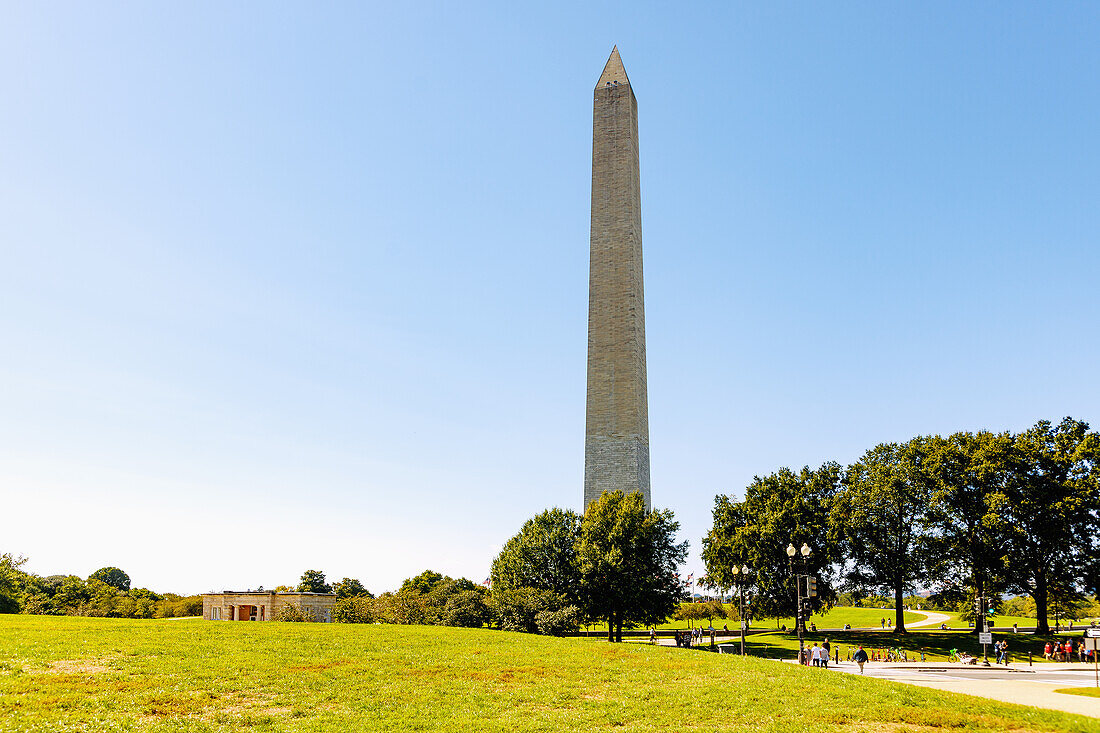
[881,617,886,629]
[822,638,831,669]
[853,645,868,674]
[997,639,1008,665]
[810,642,821,667]
[1044,641,1052,660]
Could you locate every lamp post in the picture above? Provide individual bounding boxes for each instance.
[731,564,751,656]
[787,542,812,665]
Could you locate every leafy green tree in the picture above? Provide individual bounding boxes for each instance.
[54,575,90,611]
[89,567,130,592]
[987,418,1100,634]
[673,602,710,628]
[490,587,573,634]
[297,570,332,594]
[834,440,932,633]
[439,589,490,628]
[0,554,28,613]
[577,491,687,642]
[702,464,842,620]
[923,431,1012,634]
[333,578,372,599]
[399,570,444,596]
[490,508,582,603]
[373,589,427,624]
[332,596,376,623]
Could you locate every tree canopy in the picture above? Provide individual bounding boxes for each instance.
[297,570,332,594]
[89,567,130,592]
[577,491,687,642]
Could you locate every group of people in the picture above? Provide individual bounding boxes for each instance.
[993,639,1009,664]
[805,639,832,667]
[1044,639,1095,662]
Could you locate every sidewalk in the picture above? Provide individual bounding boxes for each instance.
[823,660,1100,719]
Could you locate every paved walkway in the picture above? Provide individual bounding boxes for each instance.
[825,660,1100,718]
[906,610,951,628]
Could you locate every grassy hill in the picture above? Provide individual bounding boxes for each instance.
[1,615,1098,732]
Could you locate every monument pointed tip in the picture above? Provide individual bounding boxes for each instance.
[596,46,630,89]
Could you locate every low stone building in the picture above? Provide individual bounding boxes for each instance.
[202,591,338,622]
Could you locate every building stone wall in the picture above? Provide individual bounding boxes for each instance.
[202,591,337,622]
[584,47,651,511]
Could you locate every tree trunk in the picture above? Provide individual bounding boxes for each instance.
[615,619,623,643]
[607,614,614,642]
[1034,574,1050,635]
[894,582,906,634]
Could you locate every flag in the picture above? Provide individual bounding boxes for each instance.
[686,573,694,582]
[482,576,491,588]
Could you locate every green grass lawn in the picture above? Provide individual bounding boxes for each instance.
[1056,688,1100,699]
[2,616,1100,732]
[584,605,929,633]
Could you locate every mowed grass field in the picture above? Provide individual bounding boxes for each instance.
[2,617,1100,732]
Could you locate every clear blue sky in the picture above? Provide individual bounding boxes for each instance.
[2,3,1098,595]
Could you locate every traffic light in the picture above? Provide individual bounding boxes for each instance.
[807,577,818,598]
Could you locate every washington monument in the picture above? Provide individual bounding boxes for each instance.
[583,47,651,511]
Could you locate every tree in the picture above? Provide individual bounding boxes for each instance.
[297,570,332,594]
[399,570,444,596]
[834,440,932,633]
[490,508,582,603]
[702,464,842,620]
[923,431,1012,635]
[987,418,1100,634]
[333,578,372,599]
[332,596,376,623]
[440,590,490,628]
[576,491,687,642]
[489,587,572,634]
[89,567,130,592]
[0,554,28,614]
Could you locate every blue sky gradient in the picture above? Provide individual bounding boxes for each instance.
[2,2,1098,593]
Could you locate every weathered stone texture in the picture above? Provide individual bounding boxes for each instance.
[584,47,651,511]
[202,591,337,622]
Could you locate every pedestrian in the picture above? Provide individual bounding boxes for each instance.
[810,642,821,667]
[1044,641,1052,660]
[881,617,886,629]
[822,638,831,669]
[1063,639,1073,662]
[997,639,1008,665]
[853,645,868,674]
[722,623,728,633]
[1012,623,1017,634]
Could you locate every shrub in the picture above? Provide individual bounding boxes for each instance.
[333,596,375,623]
[274,604,316,622]
[440,590,489,628]
[535,605,579,636]
[491,587,569,634]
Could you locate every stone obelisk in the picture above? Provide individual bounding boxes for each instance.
[584,47,651,511]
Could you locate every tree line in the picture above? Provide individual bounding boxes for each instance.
[326,491,688,640]
[0,557,202,618]
[702,417,1100,634]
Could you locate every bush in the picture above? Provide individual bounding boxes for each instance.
[373,590,427,625]
[333,596,375,624]
[274,604,316,622]
[491,587,569,634]
[440,590,489,628]
[535,605,579,636]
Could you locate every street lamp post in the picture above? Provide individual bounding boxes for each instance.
[731,564,751,656]
[786,542,812,665]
